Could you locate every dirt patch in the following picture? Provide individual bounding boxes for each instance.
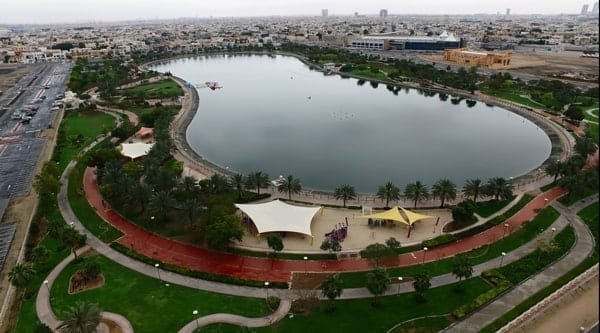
[290,272,333,289]
[102,319,124,333]
[69,272,105,294]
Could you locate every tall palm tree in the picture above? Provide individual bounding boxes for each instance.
[486,177,514,200]
[230,174,246,200]
[574,136,598,157]
[404,181,429,208]
[544,161,563,183]
[334,184,357,208]
[149,191,176,221]
[181,198,202,225]
[432,178,457,208]
[8,264,35,288]
[463,179,483,203]
[180,176,199,196]
[58,302,101,333]
[376,181,400,209]
[126,183,151,214]
[277,175,302,200]
[245,171,270,197]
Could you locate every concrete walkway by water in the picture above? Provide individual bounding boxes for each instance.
[445,194,598,332]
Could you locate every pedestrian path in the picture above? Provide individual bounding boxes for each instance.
[445,195,597,332]
[83,165,565,283]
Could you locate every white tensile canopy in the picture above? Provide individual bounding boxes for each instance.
[235,200,321,237]
[120,142,154,159]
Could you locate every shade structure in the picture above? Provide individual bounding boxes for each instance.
[120,142,154,159]
[234,200,321,237]
[400,207,434,224]
[359,206,408,225]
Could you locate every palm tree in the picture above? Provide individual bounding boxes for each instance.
[245,171,270,197]
[463,179,483,203]
[61,228,86,260]
[574,136,598,157]
[451,256,473,282]
[58,302,101,333]
[334,184,357,208]
[544,161,563,183]
[277,175,302,200]
[126,183,151,214]
[230,174,246,200]
[181,198,202,225]
[412,273,431,300]
[376,182,400,208]
[180,176,199,196]
[8,264,35,288]
[404,181,429,208]
[366,267,389,307]
[486,177,514,200]
[30,245,50,266]
[432,179,457,208]
[321,274,343,311]
[149,191,176,221]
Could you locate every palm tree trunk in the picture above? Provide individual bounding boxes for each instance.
[414,198,417,209]
[343,198,347,208]
[72,246,78,260]
[288,191,291,200]
[440,197,445,208]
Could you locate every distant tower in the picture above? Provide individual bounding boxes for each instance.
[379,9,388,18]
[321,9,329,17]
[593,2,599,14]
[506,8,511,16]
[581,4,589,15]
[354,12,359,17]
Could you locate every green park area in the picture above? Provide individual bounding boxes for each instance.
[120,79,183,99]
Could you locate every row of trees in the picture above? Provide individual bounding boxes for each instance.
[333,177,514,209]
[320,254,474,309]
[544,137,598,196]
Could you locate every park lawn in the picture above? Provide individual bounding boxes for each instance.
[57,110,115,172]
[50,255,269,333]
[13,236,70,333]
[125,104,181,117]
[474,196,515,218]
[348,68,389,82]
[337,206,559,288]
[388,316,451,333]
[202,278,490,333]
[558,187,598,206]
[578,202,599,251]
[487,90,544,109]
[121,79,183,99]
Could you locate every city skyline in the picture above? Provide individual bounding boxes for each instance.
[0,0,592,24]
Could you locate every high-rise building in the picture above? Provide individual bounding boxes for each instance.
[506,8,511,16]
[379,9,388,18]
[592,1,599,14]
[354,12,359,17]
[321,9,328,17]
[581,4,589,15]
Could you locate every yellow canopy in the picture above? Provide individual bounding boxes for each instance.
[400,207,434,224]
[360,206,434,226]
[359,206,408,225]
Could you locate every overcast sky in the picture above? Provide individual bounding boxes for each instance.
[1,0,585,24]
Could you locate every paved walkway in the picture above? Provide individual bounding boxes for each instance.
[83,165,565,283]
[445,194,598,332]
[177,300,292,333]
[97,106,139,126]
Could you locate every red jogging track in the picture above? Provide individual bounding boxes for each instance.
[83,167,565,283]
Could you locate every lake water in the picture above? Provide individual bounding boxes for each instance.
[150,54,551,193]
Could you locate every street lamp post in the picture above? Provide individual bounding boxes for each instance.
[422,247,428,264]
[193,310,199,328]
[499,252,507,267]
[397,276,403,295]
[303,256,308,275]
[544,198,549,207]
[264,281,270,300]
[155,263,161,281]
[503,223,509,238]
[43,280,49,293]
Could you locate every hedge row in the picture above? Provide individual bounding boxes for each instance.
[452,273,512,319]
[229,247,337,260]
[110,243,289,289]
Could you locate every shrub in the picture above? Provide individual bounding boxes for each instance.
[267,296,281,311]
[423,234,457,248]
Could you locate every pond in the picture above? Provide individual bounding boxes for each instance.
[150,54,551,193]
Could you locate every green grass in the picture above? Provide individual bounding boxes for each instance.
[123,104,181,117]
[67,141,123,243]
[388,316,451,333]
[558,187,598,206]
[12,236,71,332]
[201,278,491,333]
[474,196,515,218]
[481,203,599,333]
[49,255,269,333]
[348,68,389,82]
[121,79,183,99]
[486,90,545,109]
[337,207,560,288]
[57,110,115,172]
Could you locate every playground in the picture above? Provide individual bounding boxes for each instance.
[236,206,451,252]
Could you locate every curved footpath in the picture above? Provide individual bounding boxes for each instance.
[38,111,596,332]
[83,166,565,283]
[445,194,598,332]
